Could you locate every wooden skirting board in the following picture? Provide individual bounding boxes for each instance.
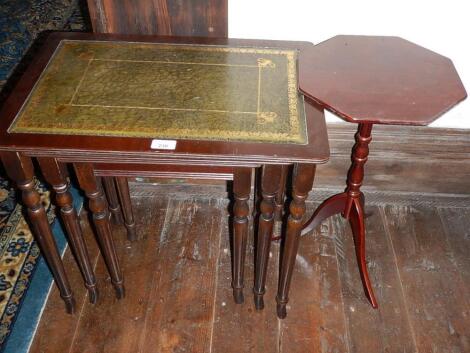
[320,123,470,195]
[130,123,470,202]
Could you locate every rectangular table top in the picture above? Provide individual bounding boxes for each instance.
[10,39,306,144]
[0,33,329,166]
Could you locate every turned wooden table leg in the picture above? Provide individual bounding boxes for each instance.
[276,163,316,318]
[115,177,137,241]
[73,163,125,298]
[274,165,288,222]
[254,164,282,310]
[271,165,288,242]
[0,152,75,313]
[102,177,124,225]
[232,168,252,304]
[38,158,99,303]
[342,123,377,307]
[301,123,377,311]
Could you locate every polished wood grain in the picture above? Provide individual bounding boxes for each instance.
[37,157,99,303]
[87,0,227,37]
[0,152,75,313]
[31,189,470,352]
[299,35,467,125]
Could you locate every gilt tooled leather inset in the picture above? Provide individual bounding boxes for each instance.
[9,40,307,144]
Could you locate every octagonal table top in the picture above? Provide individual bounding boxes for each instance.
[299,35,467,125]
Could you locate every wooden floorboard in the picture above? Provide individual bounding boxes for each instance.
[383,205,470,353]
[30,193,470,353]
[137,197,223,353]
[280,212,349,353]
[70,196,169,353]
[29,209,102,353]
[211,212,279,353]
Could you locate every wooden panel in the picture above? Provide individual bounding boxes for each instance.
[87,0,228,37]
[315,123,470,195]
[127,123,470,196]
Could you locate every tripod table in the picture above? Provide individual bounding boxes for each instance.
[276,35,467,318]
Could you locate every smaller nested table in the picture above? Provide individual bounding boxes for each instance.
[0,32,330,313]
[276,35,467,318]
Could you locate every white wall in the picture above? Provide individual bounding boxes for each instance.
[229,0,469,129]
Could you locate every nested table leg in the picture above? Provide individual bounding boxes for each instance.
[115,177,137,241]
[301,123,378,311]
[276,163,316,318]
[232,168,252,304]
[272,165,289,241]
[37,158,99,303]
[254,164,283,310]
[274,165,288,222]
[0,152,75,313]
[102,177,124,225]
[73,163,125,299]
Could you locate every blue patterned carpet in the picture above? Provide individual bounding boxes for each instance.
[0,0,89,90]
[0,0,87,350]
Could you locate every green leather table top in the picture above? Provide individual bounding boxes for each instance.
[9,40,307,144]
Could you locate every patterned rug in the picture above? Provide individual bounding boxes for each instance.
[0,178,53,348]
[0,0,88,349]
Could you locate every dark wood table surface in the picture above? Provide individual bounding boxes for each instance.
[0,32,330,314]
[274,34,467,319]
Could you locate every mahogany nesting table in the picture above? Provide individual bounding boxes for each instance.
[275,35,467,318]
[0,32,329,313]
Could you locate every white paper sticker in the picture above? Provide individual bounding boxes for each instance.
[151,139,177,150]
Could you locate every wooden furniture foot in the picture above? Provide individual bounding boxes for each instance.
[38,158,99,303]
[115,177,137,241]
[348,197,377,307]
[254,165,282,310]
[301,123,378,311]
[74,163,125,298]
[102,177,124,225]
[0,152,76,313]
[276,163,316,318]
[232,168,251,303]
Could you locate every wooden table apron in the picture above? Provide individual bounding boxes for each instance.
[0,32,330,314]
